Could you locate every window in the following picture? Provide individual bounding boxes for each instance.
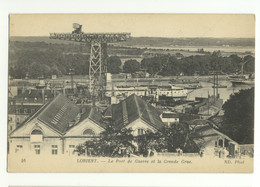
[31,129,43,135]
[224,139,229,147]
[51,145,58,155]
[83,129,95,136]
[218,139,223,147]
[16,145,23,153]
[34,145,40,155]
[28,109,31,114]
[24,109,27,113]
[69,145,75,148]
[20,109,24,113]
[31,129,43,142]
[138,129,145,136]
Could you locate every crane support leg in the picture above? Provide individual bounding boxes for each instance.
[89,40,102,102]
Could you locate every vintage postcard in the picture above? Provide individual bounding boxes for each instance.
[7,14,255,172]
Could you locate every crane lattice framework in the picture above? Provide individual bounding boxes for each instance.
[50,30,131,102]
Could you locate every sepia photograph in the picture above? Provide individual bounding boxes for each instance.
[7,14,255,172]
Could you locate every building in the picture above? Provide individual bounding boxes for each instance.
[160,112,179,126]
[156,85,189,99]
[106,85,189,103]
[191,125,239,158]
[8,105,41,135]
[8,88,55,135]
[15,89,55,105]
[106,86,149,98]
[105,94,165,136]
[9,94,105,156]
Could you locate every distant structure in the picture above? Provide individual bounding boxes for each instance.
[50,24,131,104]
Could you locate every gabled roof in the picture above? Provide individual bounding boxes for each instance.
[80,106,105,129]
[37,94,80,134]
[11,94,105,135]
[103,105,112,118]
[191,125,238,145]
[111,94,164,130]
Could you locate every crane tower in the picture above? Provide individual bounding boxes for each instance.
[49,24,130,103]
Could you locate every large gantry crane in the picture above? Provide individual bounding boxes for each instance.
[50,23,130,104]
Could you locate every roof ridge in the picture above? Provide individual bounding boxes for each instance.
[122,100,129,125]
[133,94,141,117]
[89,106,94,119]
[144,102,155,125]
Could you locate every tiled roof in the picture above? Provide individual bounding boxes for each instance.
[38,94,80,134]
[111,94,164,130]
[80,106,105,129]
[17,89,54,99]
[11,94,105,135]
[8,105,41,115]
[191,125,237,144]
[103,105,112,118]
[162,113,179,118]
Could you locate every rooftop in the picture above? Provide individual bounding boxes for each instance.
[111,94,164,130]
[17,89,54,99]
[38,94,80,133]
[12,94,103,135]
[162,113,179,118]
[8,105,41,115]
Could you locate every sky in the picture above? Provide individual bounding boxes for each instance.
[10,14,255,38]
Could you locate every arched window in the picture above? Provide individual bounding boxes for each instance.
[31,129,43,142]
[83,129,95,136]
[31,129,43,135]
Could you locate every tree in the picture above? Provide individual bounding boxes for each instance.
[135,123,199,155]
[123,59,140,73]
[106,56,122,74]
[75,120,136,157]
[135,130,167,156]
[243,55,255,73]
[221,88,254,144]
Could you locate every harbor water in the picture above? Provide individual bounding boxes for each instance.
[187,81,253,102]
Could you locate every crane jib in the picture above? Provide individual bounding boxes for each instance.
[49,33,131,43]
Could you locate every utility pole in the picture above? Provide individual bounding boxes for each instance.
[213,71,216,103]
[208,91,210,116]
[69,62,75,94]
[216,71,219,98]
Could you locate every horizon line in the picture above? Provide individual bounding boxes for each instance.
[10,36,255,39]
